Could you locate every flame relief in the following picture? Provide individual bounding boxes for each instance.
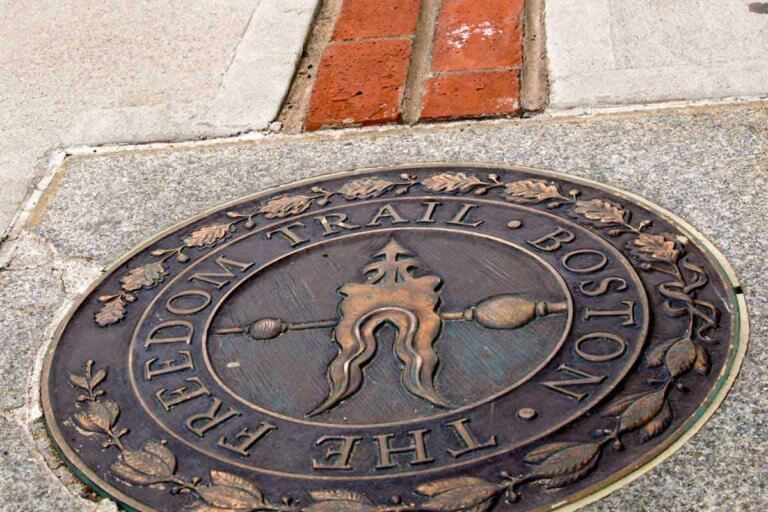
[310,239,447,416]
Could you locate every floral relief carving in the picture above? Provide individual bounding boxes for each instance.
[503,179,574,206]
[421,172,503,194]
[67,361,521,511]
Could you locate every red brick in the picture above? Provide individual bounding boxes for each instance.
[333,0,421,40]
[420,70,520,120]
[307,39,412,130]
[433,0,524,72]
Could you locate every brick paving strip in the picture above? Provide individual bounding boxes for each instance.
[304,0,536,130]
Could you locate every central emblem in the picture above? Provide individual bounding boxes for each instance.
[217,238,567,416]
[319,238,448,414]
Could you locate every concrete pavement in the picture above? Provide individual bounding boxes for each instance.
[3,0,768,238]
[0,1,767,510]
[0,0,320,238]
[546,0,768,110]
[1,102,766,511]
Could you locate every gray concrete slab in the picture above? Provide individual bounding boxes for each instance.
[0,0,256,237]
[546,0,768,109]
[0,0,322,239]
[205,0,321,133]
[2,103,766,510]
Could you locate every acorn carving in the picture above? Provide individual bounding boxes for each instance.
[215,317,337,340]
[246,318,288,341]
[215,294,567,341]
[459,294,568,330]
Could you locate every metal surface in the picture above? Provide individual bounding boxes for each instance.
[42,164,747,512]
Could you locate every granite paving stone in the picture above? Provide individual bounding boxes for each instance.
[0,233,101,412]
[0,412,105,511]
[2,103,764,510]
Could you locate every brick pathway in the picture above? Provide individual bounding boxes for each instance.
[307,0,525,130]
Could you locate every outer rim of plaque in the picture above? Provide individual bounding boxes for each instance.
[40,162,749,512]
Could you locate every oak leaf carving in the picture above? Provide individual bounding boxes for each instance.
[629,233,680,264]
[336,177,396,199]
[422,172,486,193]
[504,180,564,203]
[259,195,314,218]
[95,297,126,326]
[120,262,167,291]
[309,490,370,503]
[572,199,627,226]
[184,223,233,248]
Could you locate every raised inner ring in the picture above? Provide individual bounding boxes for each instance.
[205,228,573,426]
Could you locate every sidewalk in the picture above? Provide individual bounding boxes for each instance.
[2,102,766,511]
[0,0,318,238]
[3,1,766,239]
[0,1,766,510]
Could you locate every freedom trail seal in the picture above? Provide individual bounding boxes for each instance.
[42,164,747,511]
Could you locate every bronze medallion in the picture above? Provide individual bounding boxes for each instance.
[43,164,747,512]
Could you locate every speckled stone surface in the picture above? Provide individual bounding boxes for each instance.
[2,103,766,510]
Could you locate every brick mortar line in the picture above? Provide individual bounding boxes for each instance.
[402,0,443,124]
[328,34,415,44]
[277,0,345,133]
[432,66,522,77]
[520,0,549,113]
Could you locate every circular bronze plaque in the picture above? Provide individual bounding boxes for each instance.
[43,164,747,512]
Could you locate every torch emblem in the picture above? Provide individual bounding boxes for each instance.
[217,238,567,416]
